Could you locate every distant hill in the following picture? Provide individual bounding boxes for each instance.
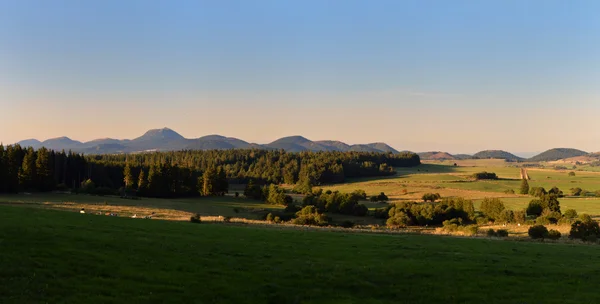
[15,128,401,155]
[472,150,523,161]
[453,154,473,160]
[17,139,41,148]
[418,151,456,160]
[528,148,589,162]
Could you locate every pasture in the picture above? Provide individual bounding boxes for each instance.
[2,205,600,303]
[320,160,600,215]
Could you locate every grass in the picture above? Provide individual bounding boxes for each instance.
[3,205,600,303]
[0,193,284,220]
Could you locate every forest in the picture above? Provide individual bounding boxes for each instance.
[0,145,420,198]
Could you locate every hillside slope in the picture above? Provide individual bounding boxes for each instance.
[473,150,523,161]
[529,148,588,162]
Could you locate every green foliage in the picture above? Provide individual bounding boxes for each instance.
[80,179,96,194]
[563,209,578,219]
[472,172,498,180]
[266,184,293,206]
[304,190,369,216]
[528,225,549,239]
[519,179,530,195]
[479,198,505,221]
[351,189,367,200]
[421,193,441,202]
[526,200,544,217]
[548,187,564,198]
[385,198,474,227]
[504,189,515,194]
[244,180,264,200]
[292,206,329,226]
[513,210,526,224]
[569,218,600,242]
[486,228,496,237]
[568,171,576,177]
[570,187,583,196]
[387,210,412,228]
[369,192,389,202]
[498,209,514,223]
[547,230,561,240]
[529,187,547,197]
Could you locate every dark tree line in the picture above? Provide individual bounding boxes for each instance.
[0,145,87,193]
[0,146,419,198]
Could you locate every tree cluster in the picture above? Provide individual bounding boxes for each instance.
[303,189,369,216]
[385,198,475,227]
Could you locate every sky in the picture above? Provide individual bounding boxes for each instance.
[0,0,599,154]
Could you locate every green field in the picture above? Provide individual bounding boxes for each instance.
[2,205,600,303]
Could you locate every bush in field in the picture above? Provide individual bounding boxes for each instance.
[190,214,202,223]
[498,209,514,224]
[569,218,600,242]
[486,228,496,237]
[496,229,509,237]
[384,198,474,227]
[529,187,547,198]
[528,225,549,239]
[504,189,515,194]
[537,210,562,225]
[292,206,329,226]
[304,190,369,216]
[369,192,389,202]
[563,209,578,219]
[568,171,576,177]
[422,193,441,202]
[570,188,583,196]
[351,189,367,200]
[479,198,505,221]
[547,230,561,240]
[513,210,527,224]
[526,200,544,217]
[266,213,275,222]
[387,210,412,228]
[472,172,498,180]
[548,186,564,198]
[339,220,355,228]
[519,179,530,195]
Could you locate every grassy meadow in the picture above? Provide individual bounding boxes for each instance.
[321,159,600,215]
[3,205,600,304]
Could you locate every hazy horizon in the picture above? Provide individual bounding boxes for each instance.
[2,1,599,154]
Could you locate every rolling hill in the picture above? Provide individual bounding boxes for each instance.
[14,128,402,155]
[528,148,589,162]
[418,151,456,160]
[472,150,523,161]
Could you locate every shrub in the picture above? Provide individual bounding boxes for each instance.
[569,219,600,242]
[480,198,505,221]
[526,200,544,217]
[351,189,367,200]
[292,206,329,226]
[496,229,509,237]
[519,179,530,195]
[528,225,549,239]
[222,216,232,223]
[513,210,526,224]
[504,189,515,194]
[387,210,412,228]
[273,216,281,223]
[190,214,202,223]
[547,229,561,240]
[472,172,498,180]
[570,188,583,196]
[568,171,576,177]
[563,209,578,219]
[266,213,275,222]
[498,209,514,224]
[486,228,496,237]
[529,187,547,198]
[422,193,441,202]
[370,192,389,202]
[580,214,593,222]
[234,192,239,198]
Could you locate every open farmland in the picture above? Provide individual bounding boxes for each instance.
[2,205,600,304]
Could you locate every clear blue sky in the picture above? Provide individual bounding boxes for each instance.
[1,0,599,154]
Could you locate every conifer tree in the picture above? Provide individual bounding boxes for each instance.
[19,147,37,191]
[35,147,53,191]
[123,163,134,189]
[137,169,147,191]
[519,178,530,195]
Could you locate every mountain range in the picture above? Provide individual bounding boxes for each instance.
[418,148,592,162]
[16,128,401,155]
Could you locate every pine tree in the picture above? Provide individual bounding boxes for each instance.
[35,147,53,191]
[520,178,530,195]
[201,167,217,196]
[123,163,134,189]
[19,147,37,191]
[137,169,147,191]
[0,144,7,193]
[216,166,228,195]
